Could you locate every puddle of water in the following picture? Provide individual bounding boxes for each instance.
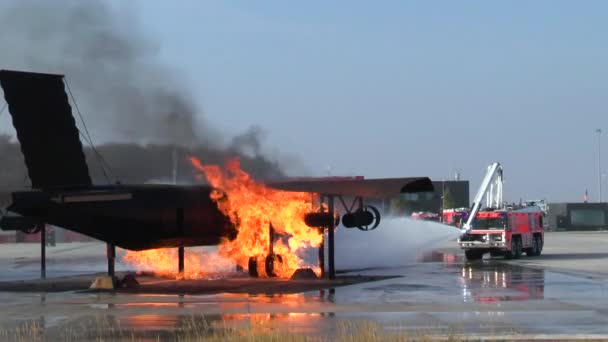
[458,262,545,302]
[418,250,464,263]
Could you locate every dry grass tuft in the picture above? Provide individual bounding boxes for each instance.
[0,315,509,342]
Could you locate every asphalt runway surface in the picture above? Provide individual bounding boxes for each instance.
[1,231,608,340]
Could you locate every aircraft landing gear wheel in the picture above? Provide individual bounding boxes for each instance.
[248,256,259,278]
[465,250,483,261]
[265,253,283,277]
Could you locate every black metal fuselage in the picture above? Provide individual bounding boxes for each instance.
[2,184,236,250]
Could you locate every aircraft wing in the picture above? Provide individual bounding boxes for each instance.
[268,177,434,198]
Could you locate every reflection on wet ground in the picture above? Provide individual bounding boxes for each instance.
[2,251,608,339]
[459,262,544,303]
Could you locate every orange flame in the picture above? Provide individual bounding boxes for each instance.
[123,157,323,279]
[190,157,322,278]
[123,248,234,279]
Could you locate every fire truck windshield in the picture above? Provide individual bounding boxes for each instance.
[472,217,506,230]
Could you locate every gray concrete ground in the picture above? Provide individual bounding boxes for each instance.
[0,231,607,340]
[509,231,608,277]
[0,242,119,282]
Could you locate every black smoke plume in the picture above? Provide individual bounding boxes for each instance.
[0,0,291,193]
[0,0,205,145]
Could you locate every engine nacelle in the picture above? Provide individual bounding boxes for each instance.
[342,205,381,231]
[0,214,40,234]
[303,212,340,228]
[342,210,374,228]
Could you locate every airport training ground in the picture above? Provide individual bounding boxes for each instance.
[1,231,608,341]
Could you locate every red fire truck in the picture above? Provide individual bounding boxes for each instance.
[411,211,441,222]
[441,208,469,228]
[458,207,544,260]
[457,162,545,260]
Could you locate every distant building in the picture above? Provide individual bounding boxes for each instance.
[545,202,608,231]
[388,180,470,215]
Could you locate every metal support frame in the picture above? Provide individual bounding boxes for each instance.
[316,194,370,280]
[177,207,185,275]
[269,223,275,255]
[337,195,364,214]
[317,195,326,279]
[178,247,185,275]
[327,196,335,280]
[107,243,115,277]
[597,128,602,203]
[318,233,325,278]
[40,223,46,279]
[315,193,379,280]
[316,195,337,280]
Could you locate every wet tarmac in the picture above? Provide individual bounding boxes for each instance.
[1,233,608,339]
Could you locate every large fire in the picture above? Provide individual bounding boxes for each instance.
[123,247,235,279]
[124,157,323,279]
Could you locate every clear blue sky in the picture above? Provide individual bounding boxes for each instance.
[4,1,608,202]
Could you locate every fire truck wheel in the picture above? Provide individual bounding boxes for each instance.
[465,250,483,261]
[535,235,543,256]
[513,237,523,259]
[505,238,521,260]
[527,236,540,257]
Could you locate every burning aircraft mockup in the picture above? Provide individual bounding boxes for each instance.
[0,69,434,278]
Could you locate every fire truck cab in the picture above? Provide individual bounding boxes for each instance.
[458,207,544,260]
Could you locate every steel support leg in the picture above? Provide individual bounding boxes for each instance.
[177,207,185,275]
[107,243,115,277]
[178,246,185,275]
[327,196,335,280]
[318,233,325,278]
[318,195,325,278]
[40,224,46,279]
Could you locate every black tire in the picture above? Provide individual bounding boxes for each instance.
[248,257,259,278]
[513,237,522,259]
[264,253,283,277]
[465,250,483,261]
[527,235,540,257]
[505,237,519,260]
[536,235,543,256]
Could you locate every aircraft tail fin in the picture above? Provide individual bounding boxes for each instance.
[0,70,91,189]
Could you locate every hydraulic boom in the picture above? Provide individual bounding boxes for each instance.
[462,162,503,231]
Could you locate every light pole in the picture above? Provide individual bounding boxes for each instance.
[597,129,602,203]
[441,178,446,213]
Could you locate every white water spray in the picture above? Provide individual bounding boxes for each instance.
[334,217,460,270]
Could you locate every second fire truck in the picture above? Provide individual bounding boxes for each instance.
[458,162,545,260]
